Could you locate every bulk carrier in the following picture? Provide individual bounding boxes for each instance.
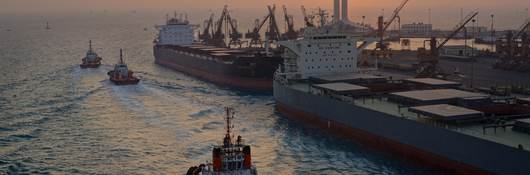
[274,0,530,174]
[153,7,283,92]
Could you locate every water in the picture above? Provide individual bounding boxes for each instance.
[0,13,433,174]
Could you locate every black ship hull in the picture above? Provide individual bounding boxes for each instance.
[154,45,282,92]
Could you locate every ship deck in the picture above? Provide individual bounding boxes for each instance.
[286,80,530,150]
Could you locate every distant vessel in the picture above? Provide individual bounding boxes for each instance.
[80,40,103,68]
[153,8,283,92]
[107,49,140,85]
[45,22,50,30]
[273,0,530,174]
[186,107,257,175]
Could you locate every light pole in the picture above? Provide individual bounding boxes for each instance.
[491,14,495,51]
[471,19,476,88]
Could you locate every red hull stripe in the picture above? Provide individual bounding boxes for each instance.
[276,102,492,175]
[156,58,272,92]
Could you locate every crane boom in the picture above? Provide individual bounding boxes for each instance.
[382,0,410,35]
[301,5,314,27]
[516,17,530,38]
[437,11,479,50]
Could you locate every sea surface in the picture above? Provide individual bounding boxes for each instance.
[0,13,434,174]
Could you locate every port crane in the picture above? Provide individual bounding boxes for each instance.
[373,0,410,58]
[416,11,479,78]
[245,5,281,47]
[281,5,298,40]
[226,11,244,47]
[494,17,530,72]
[199,13,214,42]
[209,5,242,48]
[315,8,329,27]
[301,6,315,27]
[515,18,530,38]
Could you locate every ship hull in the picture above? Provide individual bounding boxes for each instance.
[273,80,530,175]
[154,45,281,92]
[109,78,140,85]
[80,62,101,69]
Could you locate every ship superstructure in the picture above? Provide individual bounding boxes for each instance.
[186,107,257,175]
[155,13,196,46]
[107,49,140,85]
[273,1,530,174]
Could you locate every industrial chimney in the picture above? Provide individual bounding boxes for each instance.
[333,0,340,22]
[341,0,349,21]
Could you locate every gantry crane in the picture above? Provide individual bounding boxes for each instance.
[416,11,479,78]
[281,5,298,40]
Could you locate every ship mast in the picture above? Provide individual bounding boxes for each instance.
[119,49,124,64]
[224,107,235,147]
[89,40,92,52]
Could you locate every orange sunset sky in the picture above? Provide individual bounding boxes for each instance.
[1,0,529,29]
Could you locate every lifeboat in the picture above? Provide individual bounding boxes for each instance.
[80,40,103,68]
[107,49,140,85]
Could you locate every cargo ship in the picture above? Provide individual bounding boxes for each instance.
[186,107,257,175]
[153,9,283,92]
[273,1,530,174]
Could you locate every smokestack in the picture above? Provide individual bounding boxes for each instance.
[333,0,340,22]
[342,0,348,21]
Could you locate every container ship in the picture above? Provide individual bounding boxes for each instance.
[274,0,530,174]
[153,7,284,92]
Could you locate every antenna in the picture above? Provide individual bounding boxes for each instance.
[89,40,92,51]
[119,49,124,64]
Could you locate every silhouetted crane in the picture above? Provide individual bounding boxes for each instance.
[416,11,479,78]
[245,5,281,47]
[301,5,315,27]
[281,5,298,40]
[199,13,214,42]
[373,0,410,58]
[207,5,243,48]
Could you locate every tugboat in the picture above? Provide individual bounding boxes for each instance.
[186,107,257,175]
[107,49,140,85]
[80,40,103,68]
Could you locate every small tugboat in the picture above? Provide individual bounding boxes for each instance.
[80,40,103,68]
[45,22,51,30]
[186,107,257,175]
[107,49,140,85]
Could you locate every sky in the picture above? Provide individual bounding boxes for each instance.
[1,0,529,29]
